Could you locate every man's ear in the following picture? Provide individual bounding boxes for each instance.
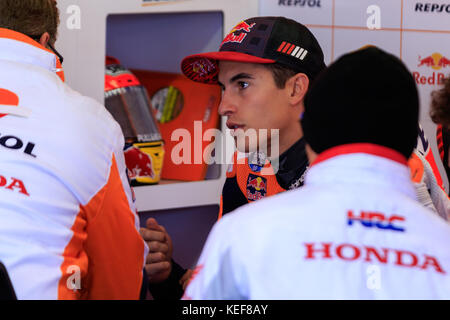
[286,73,309,105]
[38,32,51,48]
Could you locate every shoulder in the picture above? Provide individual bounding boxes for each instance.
[56,84,123,141]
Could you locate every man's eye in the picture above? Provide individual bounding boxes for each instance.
[238,81,249,89]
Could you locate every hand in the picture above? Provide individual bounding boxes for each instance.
[179,269,194,291]
[140,218,173,284]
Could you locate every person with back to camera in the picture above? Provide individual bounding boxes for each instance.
[183,46,450,299]
[0,0,148,299]
[140,16,327,298]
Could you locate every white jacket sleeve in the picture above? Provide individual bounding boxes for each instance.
[410,150,450,221]
[183,217,246,300]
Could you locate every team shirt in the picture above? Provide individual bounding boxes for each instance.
[410,125,450,219]
[219,131,450,220]
[0,28,148,299]
[184,144,450,299]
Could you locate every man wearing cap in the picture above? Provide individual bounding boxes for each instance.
[183,47,450,299]
[141,16,327,298]
[182,16,326,218]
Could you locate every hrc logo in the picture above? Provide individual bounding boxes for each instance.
[347,210,405,232]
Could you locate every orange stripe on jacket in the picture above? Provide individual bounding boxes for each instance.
[0,28,65,82]
[218,195,224,221]
[58,208,88,299]
[424,149,445,191]
[408,153,425,183]
[58,155,145,299]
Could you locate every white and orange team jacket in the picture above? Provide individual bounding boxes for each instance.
[0,29,148,299]
[409,149,450,220]
[409,125,450,220]
[184,144,450,299]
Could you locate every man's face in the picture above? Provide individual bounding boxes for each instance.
[217,61,300,155]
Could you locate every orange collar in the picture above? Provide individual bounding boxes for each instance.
[0,28,65,82]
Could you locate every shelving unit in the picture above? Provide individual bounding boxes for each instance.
[57,0,259,211]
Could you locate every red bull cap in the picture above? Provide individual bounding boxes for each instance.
[181,16,326,84]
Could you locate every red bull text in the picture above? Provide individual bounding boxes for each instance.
[414,53,449,86]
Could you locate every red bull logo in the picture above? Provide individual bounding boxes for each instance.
[246,174,267,201]
[221,21,256,46]
[124,146,155,179]
[413,52,448,86]
[247,176,266,191]
[231,21,256,33]
[417,53,450,70]
[418,55,435,68]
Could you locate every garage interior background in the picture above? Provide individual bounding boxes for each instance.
[56,0,450,271]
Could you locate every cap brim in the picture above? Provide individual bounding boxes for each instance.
[181,51,275,84]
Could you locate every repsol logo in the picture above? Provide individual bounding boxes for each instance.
[278,0,322,7]
[415,3,450,13]
[0,134,37,158]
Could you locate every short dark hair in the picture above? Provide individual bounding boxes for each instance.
[0,0,60,44]
[263,63,299,89]
[430,76,450,128]
[302,46,419,159]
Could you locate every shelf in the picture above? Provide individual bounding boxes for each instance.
[57,0,259,211]
[134,174,226,212]
[133,115,236,211]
